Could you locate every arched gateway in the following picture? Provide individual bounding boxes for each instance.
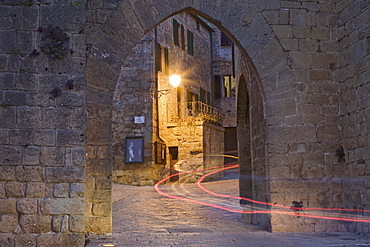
[1,0,368,245]
[85,2,273,235]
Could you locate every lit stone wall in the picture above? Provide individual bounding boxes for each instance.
[0,0,369,245]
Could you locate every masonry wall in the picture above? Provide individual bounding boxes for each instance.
[112,33,157,186]
[0,0,369,245]
[337,0,370,233]
[0,1,87,245]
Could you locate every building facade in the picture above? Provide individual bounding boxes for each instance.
[112,13,226,186]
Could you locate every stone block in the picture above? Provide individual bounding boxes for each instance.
[41,198,84,215]
[17,31,34,54]
[311,27,331,40]
[16,198,38,214]
[0,233,14,246]
[5,181,24,198]
[41,107,70,129]
[15,166,42,182]
[86,159,112,176]
[26,182,46,198]
[9,130,33,146]
[0,199,17,214]
[56,91,85,108]
[71,147,86,167]
[19,215,51,233]
[290,51,311,69]
[0,166,15,181]
[17,107,41,129]
[53,183,69,198]
[41,5,85,32]
[52,215,69,233]
[22,146,40,166]
[95,176,112,189]
[70,183,85,198]
[14,233,36,247]
[85,188,111,203]
[4,91,27,106]
[71,34,87,58]
[45,167,85,183]
[86,216,112,234]
[0,214,18,233]
[56,129,85,146]
[0,182,4,198]
[36,233,85,247]
[70,108,86,130]
[268,125,317,144]
[33,130,56,146]
[0,30,16,53]
[21,5,39,30]
[69,215,85,233]
[92,202,111,217]
[0,73,16,90]
[47,57,86,75]
[41,146,65,167]
[0,107,16,129]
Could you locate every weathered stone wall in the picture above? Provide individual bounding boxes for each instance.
[337,0,370,233]
[112,32,156,186]
[0,1,87,245]
[0,0,369,245]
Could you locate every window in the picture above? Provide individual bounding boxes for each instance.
[173,19,179,46]
[221,31,232,46]
[156,43,162,72]
[181,25,185,50]
[223,75,235,98]
[164,47,169,75]
[214,75,222,98]
[156,43,169,74]
[200,88,206,103]
[187,30,194,55]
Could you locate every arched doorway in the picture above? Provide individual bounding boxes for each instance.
[85,1,279,234]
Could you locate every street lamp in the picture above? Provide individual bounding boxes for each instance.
[157,74,181,98]
[169,74,181,88]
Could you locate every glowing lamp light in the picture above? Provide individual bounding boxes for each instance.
[169,74,181,88]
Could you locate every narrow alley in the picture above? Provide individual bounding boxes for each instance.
[86,169,370,247]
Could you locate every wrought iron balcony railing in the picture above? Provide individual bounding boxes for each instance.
[167,101,223,126]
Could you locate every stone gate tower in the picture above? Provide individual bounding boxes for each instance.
[0,0,369,245]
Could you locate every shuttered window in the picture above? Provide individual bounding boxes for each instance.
[181,25,185,50]
[164,47,169,75]
[214,75,222,98]
[187,30,194,55]
[173,19,179,46]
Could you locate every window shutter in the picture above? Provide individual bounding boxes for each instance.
[156,43,162,72]
[187,30,194,55]
[173,19,179,45]
[214,75,221,98]
[181,25,185,50]
[164,47,169,75]
[200,88,206,103]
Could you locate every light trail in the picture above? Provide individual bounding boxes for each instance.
[155,155,370,223]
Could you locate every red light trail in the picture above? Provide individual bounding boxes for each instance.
[155,158,370,224]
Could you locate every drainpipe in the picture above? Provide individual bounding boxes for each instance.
[154,27,160,141]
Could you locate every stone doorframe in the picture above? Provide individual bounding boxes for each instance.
[86,0,285,234]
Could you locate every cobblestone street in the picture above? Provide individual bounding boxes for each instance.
[86,169,370,247]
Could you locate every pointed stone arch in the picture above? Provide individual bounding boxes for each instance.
[85,0,287,234]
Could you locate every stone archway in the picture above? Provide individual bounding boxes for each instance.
[85,0,286,234]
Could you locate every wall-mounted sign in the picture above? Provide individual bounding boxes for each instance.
[125,136,144,163]
[134,116,145,124]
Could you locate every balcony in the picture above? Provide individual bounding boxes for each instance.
[167,101,223,126]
